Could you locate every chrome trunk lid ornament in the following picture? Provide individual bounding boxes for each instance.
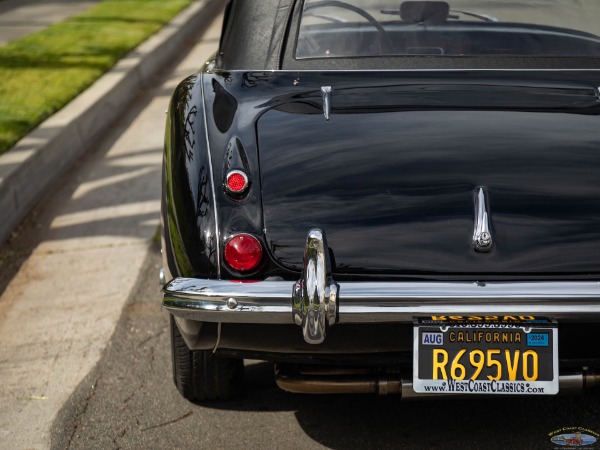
[293,229,339,344]
[472,187,493,252]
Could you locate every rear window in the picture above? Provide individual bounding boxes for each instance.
[296,0,600,59]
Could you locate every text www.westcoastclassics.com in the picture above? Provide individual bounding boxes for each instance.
[423,380,545,394]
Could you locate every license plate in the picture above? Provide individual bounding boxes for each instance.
[413,316,558,395]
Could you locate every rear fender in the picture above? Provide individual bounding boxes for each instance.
[162,73,218,279]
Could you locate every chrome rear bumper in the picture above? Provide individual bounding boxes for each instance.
[162,278,600,321]
[162,229,600,345]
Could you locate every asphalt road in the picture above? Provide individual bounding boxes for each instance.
[1,6,599,450]
[52,244,600,450]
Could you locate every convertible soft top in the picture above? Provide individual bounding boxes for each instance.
[218,0,295,70]
[218,0,600,71]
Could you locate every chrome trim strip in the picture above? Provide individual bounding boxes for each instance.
[472,187,493,252]
[163,278,600,324]
[321,86,332,121]
[210,69,600,74]
[200,72,221,277]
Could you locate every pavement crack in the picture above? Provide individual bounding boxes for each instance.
[140,411,193,432]
[136,332,159,349]
[64,377,100,449]
[122,391,135,405]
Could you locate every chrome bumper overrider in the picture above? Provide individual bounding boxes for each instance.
[162,229,600,345]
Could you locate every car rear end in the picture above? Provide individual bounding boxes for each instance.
[162,0,600,399]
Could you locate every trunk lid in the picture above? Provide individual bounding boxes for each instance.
[256,78,600,277]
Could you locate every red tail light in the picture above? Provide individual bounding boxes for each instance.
[225,170,249,194]
[224,234,262,272]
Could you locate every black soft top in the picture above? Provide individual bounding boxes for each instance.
[218,0,295,70]
[217,0,600,71]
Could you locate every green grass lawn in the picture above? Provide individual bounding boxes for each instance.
[0,0,196,155]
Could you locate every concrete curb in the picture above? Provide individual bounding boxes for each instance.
[0,0,222,246]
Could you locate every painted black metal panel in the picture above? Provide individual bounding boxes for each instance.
[162,74,219,279]
[166,69,600,280]
[258,106,600,275]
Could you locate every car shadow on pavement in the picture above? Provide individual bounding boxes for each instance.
[0,96,163,302]
[219,361,600,450]
[51,246,600,450]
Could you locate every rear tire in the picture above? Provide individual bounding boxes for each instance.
[170,315,244,402]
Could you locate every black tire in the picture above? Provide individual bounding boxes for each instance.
[170,315,244,402]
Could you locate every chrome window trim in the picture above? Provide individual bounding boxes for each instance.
[208,69,600,73]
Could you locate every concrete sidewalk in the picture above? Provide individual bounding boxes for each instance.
[0,0,100,46]
[0,0,223,248]
[0,2,223,449]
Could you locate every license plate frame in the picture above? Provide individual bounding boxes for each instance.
[412,316,558,395]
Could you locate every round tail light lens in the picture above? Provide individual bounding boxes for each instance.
[224,234,262,272]
[225,170,249,194]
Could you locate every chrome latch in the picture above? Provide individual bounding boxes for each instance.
[293,229,339,344]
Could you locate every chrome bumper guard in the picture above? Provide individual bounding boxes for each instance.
[162,229,600,345]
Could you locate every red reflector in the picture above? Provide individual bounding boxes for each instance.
[224,234,262,272]
[226,170,248,193]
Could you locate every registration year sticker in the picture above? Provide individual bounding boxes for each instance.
[413,316,558,395]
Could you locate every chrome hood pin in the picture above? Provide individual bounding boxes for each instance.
[472,187,493,252]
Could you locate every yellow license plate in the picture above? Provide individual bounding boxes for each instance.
[413,316,558,395]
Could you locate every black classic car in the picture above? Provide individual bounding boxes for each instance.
[161,0,600,401]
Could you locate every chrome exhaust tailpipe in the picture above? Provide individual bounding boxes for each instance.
[558,368,600,393]
[274,365,600,398]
